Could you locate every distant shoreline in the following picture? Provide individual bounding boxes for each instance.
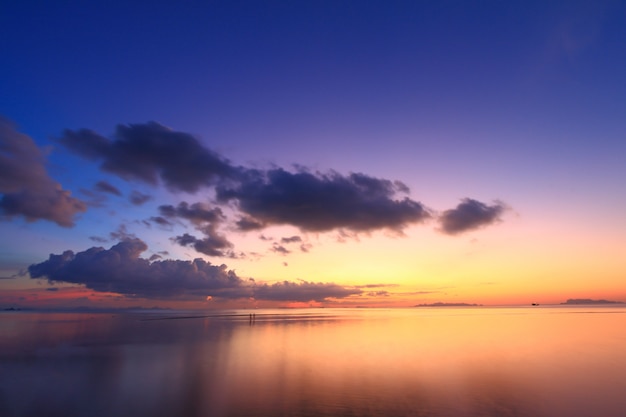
[560,298,624,305]
[3,302,626,314]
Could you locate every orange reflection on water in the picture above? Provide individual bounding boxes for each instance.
[201,308,626,416]
[1,307,626,417]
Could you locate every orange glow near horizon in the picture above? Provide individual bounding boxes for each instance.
[3,274,626,310]
[4,213,625,310]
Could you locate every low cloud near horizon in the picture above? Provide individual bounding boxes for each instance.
[28,239,361,303]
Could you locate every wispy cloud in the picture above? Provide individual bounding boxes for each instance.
[159,202,224,225]
[129,190,151,206]
[253,280,362,302]
[94,180,121,196]
[235,216,265,231]
[171,231,234,258]
[281,235,302,244]
[149,216,173,228]
[271,244,290,255]
[159,202,235,257]
[366,290,390,297]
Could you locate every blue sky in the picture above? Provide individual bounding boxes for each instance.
[1,0,625,308]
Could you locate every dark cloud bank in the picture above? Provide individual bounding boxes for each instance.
[56,121,506,237]
[58,122,435,234]
[59,122,238,193]
[28,239,361,302]
[2,119,507,237]
[217,169,430,232]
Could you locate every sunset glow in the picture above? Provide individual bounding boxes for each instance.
[1,1,625,310]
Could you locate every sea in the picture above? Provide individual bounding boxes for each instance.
[1,306,625,417]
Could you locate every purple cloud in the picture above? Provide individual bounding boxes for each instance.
[366,290,390,297]
[29,240,359,302]
[109,224,137,241]
[271,244,290,255]
[217,168,431,232]
[235,216,266,231]
[281,235,302,244]
[159,202,224,225]
[254,280,362,302]
[160,202,234,257]
[438,198,506,235]
[94,181,122,196]
[0,118,86,226]
[149,216,173,227]
[56,121,509,236]
[28,239,248,300]
[58,122,238,193]
[129,190,152,205]
[172,230,234,258]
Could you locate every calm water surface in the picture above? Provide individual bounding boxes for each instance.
[1,307,626,417]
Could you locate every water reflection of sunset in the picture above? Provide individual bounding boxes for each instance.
[4,308,623,416]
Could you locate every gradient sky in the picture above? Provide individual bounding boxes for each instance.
[1,0,625,309]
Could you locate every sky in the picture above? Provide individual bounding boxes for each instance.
[1,0,625,309]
